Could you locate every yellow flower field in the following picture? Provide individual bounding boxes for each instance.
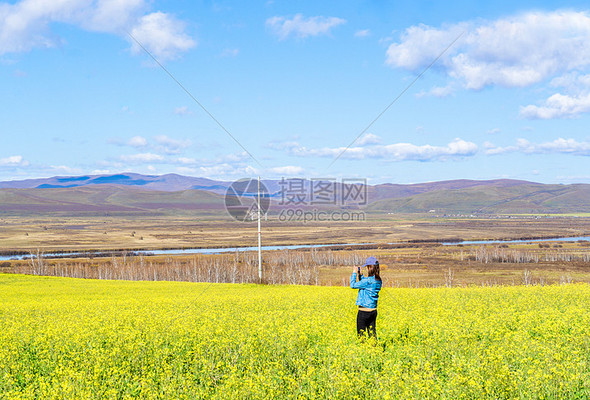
[1,274,590,399]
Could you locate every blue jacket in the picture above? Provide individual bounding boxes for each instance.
[350,272,382,308]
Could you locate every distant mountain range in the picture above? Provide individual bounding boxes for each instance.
[0,173,588,215]
[0,173,228,192]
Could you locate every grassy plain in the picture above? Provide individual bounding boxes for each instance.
[3,214,590,287]
[2,214,590,253]
[2,274,590,399]
[324,241,590,287]
[4,240,590,287]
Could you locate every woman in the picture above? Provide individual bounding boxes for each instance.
[350,256,382,338]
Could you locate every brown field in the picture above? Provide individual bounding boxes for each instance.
[3,239,590,288]
[2,213,590,254]
[3,214,590,287]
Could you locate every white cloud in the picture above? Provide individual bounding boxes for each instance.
[520,71,590,119]
[0,155,29,167]
[533,138,590,154]
[176,157,196,165]
[175,166,198,175]
[0,0,195,60]
[268,135,384,151]
[430,86,454,98]
[173,106,192,116]
[356,133,381,146]
[416,85,454,98]
[486,128,501,135]
[386,23,466,71]
[386,11,590,90]
[120,153,164,163]
[224,152,250,163]
[127,135,148,147]
[520,93,590,119]
[195,163,256,178]
[49,165,83,174]
[268,166,304,175]
[267,140,301,151]
[107,148,258,179]
[486,138,590,155]
[169,152,249,169]
[550,72,590,91]
[354,29,370,38]
[283,138,478,161]
[266,14,346,40]
[129,12,195,60]
[154,135,191,154]
[111,135,190,154]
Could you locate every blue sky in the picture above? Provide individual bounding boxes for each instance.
[2,0,590,184]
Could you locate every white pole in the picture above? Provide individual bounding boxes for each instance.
[257,176,262,280]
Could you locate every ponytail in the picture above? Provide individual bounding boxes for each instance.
[367,263,382,281]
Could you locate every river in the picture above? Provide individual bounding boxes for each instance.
[2,236,590,261]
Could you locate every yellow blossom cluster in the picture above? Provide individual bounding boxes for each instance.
[1,274,589,398]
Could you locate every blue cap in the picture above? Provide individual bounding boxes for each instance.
[363,256,379,267]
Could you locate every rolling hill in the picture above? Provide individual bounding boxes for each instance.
[0,173,228,192]
[1,173,590,215]
[0,186,225,214]
[367,183,590,214]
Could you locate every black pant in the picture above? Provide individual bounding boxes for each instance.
[356,309,377,338]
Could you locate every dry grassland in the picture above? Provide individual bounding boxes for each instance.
[4,240,590,288]
[1,214,590,253]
